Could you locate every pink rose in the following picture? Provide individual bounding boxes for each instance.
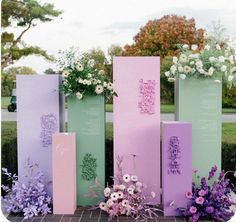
[195,197,205,205]
[198,189,207,196]
[189,206,197,214]
[185,191,193,199]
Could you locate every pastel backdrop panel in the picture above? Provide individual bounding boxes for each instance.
[17,75,64,196]
[67,96,105,206]
[162,121,192,216]
[113,57,161,204]
[175,77,222,178]
[52,133,76,214]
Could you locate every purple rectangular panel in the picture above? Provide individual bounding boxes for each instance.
[113,57,161,204]
[17,75,64,196]
[162,121,192,216]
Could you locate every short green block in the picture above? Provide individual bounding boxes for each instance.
[67,96,105,206]
[175,77,222,177]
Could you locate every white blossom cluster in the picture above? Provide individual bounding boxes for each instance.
[165,32,236,86]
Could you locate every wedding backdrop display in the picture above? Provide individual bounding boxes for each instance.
[52,133,76,214]
[162,122,192,216]
[165,33,236,178]
[67,96,105,206]
[60,54,115,206]
[175,78,221,177]
[113,57,161,204]
[17,75,64,195]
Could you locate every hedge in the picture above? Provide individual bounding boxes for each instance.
[1,138,236,187]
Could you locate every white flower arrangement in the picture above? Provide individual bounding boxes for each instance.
[61,58,117,100]
[165,32,236,86]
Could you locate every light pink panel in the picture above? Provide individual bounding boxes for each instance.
[113,57,160,204]
[52,133,76,214]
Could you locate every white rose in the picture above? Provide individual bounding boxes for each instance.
[76,63,84,71]
[95,85,104,94]
[216,44,221,50]
[172,56,178,64]
[168,77,175,82]
[62,70,70,77]
[203,32,209,39]
[178,66,184,72]
[183,65,191,74]
[191,44,198,51]
[165,71,170,77]
[179,74,186,80]
[220,65,227,72]
[218,56,225,63]
[204,45,210,50]
[87,59,95,68]
[228,75,234,81]
[208,67,215,76]
[170,65,177,74]
[179,54,188,63]
[209,57,216,63]
[107,82,113,91]
[76,92,83,100]
[182,44,189,49]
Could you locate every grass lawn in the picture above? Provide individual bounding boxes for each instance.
[1,121,236,144]
[1,97,236,113]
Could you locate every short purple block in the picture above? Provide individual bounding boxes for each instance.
[17,75,64,196]
[162,121,192,216]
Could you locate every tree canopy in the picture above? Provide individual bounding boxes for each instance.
[123,15,204,58]
[1,0,63,69]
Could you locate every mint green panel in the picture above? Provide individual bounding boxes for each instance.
[175,77,222,178]
[67,96,105,206]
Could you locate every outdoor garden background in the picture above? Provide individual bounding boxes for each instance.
[1,0,236,221]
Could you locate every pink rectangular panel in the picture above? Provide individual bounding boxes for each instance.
[52,133,76,214]
[113,57,160,204]
[162,122,192,216]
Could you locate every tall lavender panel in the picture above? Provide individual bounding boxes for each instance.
[113,57,161,204]
[17,75,64,196]
[162,121,192,216]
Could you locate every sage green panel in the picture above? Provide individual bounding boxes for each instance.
[67,96,105,206]
[175,77,222,178]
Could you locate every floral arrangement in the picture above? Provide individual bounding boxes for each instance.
[178,166,236,222]
[165,32,236,86]
[59,48,116,100]
[1,161,51,219]
[99,174,160,220]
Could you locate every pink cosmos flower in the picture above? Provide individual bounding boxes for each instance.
[198,189,207,196]
[195,197,205,205]
[189,206,197,214]
[185,191,193,199]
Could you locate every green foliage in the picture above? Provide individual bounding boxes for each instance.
[81,153,97,181]
[44,68,58,74]
[160,56,174,103]
[1,0,62,69]
[1,66,36,96]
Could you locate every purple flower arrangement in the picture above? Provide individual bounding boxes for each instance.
[179,166,236,222]
[1,160,51,219]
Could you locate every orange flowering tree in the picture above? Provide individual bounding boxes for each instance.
[123,15,204,58]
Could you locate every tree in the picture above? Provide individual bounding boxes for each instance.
[1,66,36,96]
[1,0,62,69]
[44,68,57,74]
[123,15,204,58]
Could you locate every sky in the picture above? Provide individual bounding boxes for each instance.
[8,0,236,73]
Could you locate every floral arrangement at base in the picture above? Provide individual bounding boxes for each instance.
[178,166,236,222]
[58,48,117,100]
[165,32,236,86]
[1,160,51,219]
[86,156,161,220]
